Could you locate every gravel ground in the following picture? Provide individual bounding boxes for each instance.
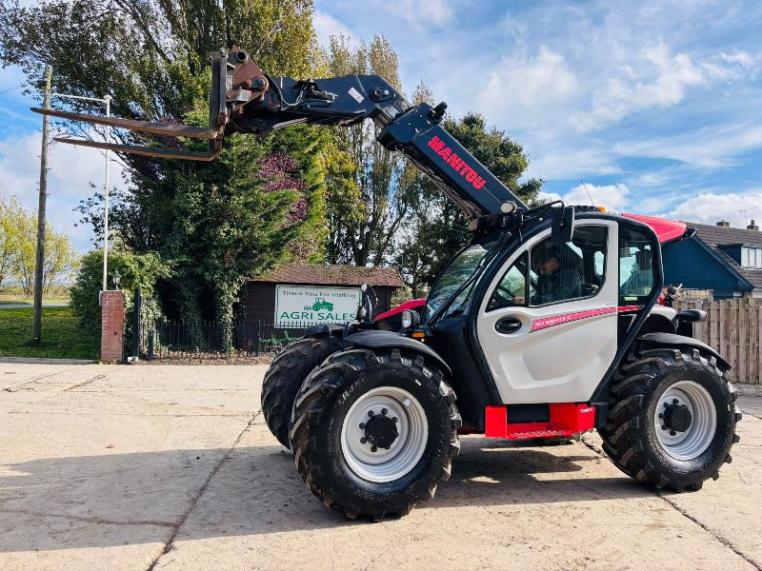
[1,362,760,570]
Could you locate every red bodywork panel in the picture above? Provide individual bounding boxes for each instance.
[622,212,687,244]
[484,403,596,440]
[374,298,426,322]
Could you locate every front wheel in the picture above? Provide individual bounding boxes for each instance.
[601,347,741,492]
[261,336,338,448]
[289,348,461,520]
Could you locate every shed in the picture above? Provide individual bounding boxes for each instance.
[245,263,404,326]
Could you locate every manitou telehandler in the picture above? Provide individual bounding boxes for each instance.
[35,49,741,521]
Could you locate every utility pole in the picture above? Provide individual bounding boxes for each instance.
[32,65,52,344]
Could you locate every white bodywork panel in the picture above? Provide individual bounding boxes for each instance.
[476,222,620,404]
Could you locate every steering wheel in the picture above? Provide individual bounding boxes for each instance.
[490,284,515,308]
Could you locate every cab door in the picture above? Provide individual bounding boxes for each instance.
[475,221,619,404]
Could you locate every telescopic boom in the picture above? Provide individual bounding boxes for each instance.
[33,48,527,219]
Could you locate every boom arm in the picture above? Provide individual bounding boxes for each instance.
[33,49,526,218]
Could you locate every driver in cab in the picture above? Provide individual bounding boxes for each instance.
[532,243,582,305]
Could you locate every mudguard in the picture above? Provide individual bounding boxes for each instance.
[344,329,452,375]
[638,332,730,370]
[305,323,347,338]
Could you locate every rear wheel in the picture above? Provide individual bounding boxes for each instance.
[289,348,461,520]
[261,336,337,448]
[601,347,741,492]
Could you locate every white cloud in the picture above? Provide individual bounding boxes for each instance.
[572,44,705,132]
[616,123,762,168]
[388,0,454,29]
[0,131,128,252]
[670,191,762,227]
[479,47,577,127]
[541,182,630,211]
[525,144,620,180]
[313,10,356,48]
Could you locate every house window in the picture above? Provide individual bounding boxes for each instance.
[741,247,762,268]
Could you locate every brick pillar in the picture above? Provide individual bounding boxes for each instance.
[101,290,125,363]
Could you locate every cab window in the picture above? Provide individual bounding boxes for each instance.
[487,226,609,311]
[619,227,656,304]
[487,253,528,311]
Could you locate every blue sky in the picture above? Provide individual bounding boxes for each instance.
[316,0,762,221]
[1,0,762,251]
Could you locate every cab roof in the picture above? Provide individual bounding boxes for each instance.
[621,213,688,244]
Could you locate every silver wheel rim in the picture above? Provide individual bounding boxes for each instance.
[340,386,428,483]
[654,380,717,461]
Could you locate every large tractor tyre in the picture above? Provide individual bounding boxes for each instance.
[261,336,338,448]
[289,348,461,520]
[600,347,741,492]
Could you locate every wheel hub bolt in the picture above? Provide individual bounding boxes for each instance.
[359,423,365,429]
[368,410,375,417]
[360,437,367,444]
[371,446,378,452]
[659,413,664,419]
[662,425,668,430]
[672,399,679,405]
[392,417,398,423]
[381,408,388,415]
[663,402,692,433]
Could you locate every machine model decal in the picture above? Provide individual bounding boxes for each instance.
[531,305,641,332]
[427,135,487,190]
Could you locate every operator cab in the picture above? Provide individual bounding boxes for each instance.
[423,210,661,426]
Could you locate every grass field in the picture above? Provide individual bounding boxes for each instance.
[0,286,70,306]
[0,307,98,359]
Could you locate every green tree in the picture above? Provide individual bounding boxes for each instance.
[324,35,409,266]
[164,131,322,350]
[69,249,169,343]
[1,0,328,346]
[0,196,21,290]
[0,198,79,295]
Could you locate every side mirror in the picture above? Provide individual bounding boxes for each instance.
[357,283,371,322]
[551,205,575,244]
[401,310,421,329]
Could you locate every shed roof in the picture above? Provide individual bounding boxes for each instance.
[251,263,404,288]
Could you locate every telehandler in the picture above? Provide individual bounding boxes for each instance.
[35,49,741,521]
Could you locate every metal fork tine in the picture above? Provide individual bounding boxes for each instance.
[54,137,221,162]
[32,107,222,140]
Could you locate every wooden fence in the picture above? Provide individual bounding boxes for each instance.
[676,298,761,384]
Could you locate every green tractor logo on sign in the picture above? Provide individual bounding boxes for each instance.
[305,297,334,312]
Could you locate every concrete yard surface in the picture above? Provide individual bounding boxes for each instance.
[1,362,761,570]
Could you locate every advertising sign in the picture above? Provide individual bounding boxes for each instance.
[275,284,361,325]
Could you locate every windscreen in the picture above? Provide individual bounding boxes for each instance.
[424,240,497,321]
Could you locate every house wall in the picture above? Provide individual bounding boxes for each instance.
[662,239,749,299]
[719,244,742,265]
[245,282,277,322]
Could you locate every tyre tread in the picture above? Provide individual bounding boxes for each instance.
[600,346,740,492]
